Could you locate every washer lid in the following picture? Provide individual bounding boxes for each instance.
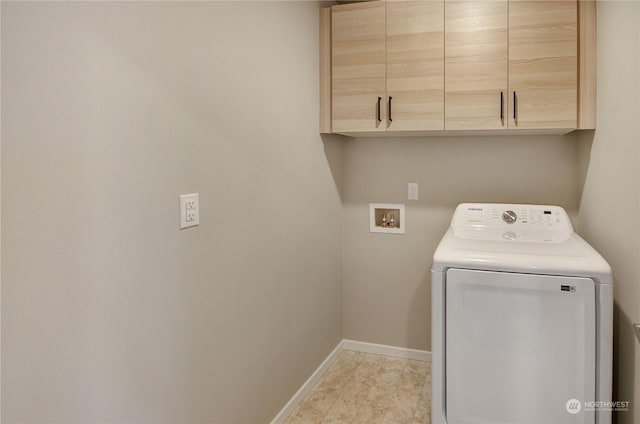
[432,203,612,283]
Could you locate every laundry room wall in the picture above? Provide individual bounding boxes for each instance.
[342,134,583,350]
[577,1,640,422]
[1,2,342,422]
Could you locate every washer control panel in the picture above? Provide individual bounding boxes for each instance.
[451,204,573,243]
[453,203,572,231]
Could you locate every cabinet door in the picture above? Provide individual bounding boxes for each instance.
[445,1,508,130]
[387,0,444,131]
[332,1,386,133]
[509,1,577,129]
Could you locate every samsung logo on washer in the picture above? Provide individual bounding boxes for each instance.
[561,285,577,292]
[467,207,483,212]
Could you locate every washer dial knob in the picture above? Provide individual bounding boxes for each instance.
[502,210,517,224]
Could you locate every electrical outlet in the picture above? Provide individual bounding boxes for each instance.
[179,193,199,229]
[408,183,419,200]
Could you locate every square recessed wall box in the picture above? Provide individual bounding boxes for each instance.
[369,203,405,234]
[179,193,200,229]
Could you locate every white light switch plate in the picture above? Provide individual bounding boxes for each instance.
[408,183,419,200]
[179,193,199,229]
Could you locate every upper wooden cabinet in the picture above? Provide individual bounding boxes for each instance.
[387,0,444,131]
[331,0,444,133]
[508,1,577,129]
[320,0,594,135]
[445,1,508,130]
[331,1,387,133]
[446,0,577,131]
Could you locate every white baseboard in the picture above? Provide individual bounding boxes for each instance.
[270,340,345,424]
[270,339,431,423]
[342,339,431,362]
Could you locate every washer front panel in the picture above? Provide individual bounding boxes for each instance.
[445,268,596,424]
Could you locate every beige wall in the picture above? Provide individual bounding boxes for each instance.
[342,134,583,350]
[577,2,640,422]
[3,1,639,422]
[1,2,342,422]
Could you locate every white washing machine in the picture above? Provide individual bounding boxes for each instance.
[431,203,613,424]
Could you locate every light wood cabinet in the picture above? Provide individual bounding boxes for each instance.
[386,0,444,131]
[331,1,386,133]
[446,0,577,131]
[320,0,592,136]
[331,0,444,133]
[445,1,508,130]
[508,1,577,129]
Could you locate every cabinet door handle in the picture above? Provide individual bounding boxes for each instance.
[388,96,393,122]
[500,91,504,124]
[377,97,382,123]
[513,91,517,124]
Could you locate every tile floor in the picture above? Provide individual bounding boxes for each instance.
[284,350,431,424]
